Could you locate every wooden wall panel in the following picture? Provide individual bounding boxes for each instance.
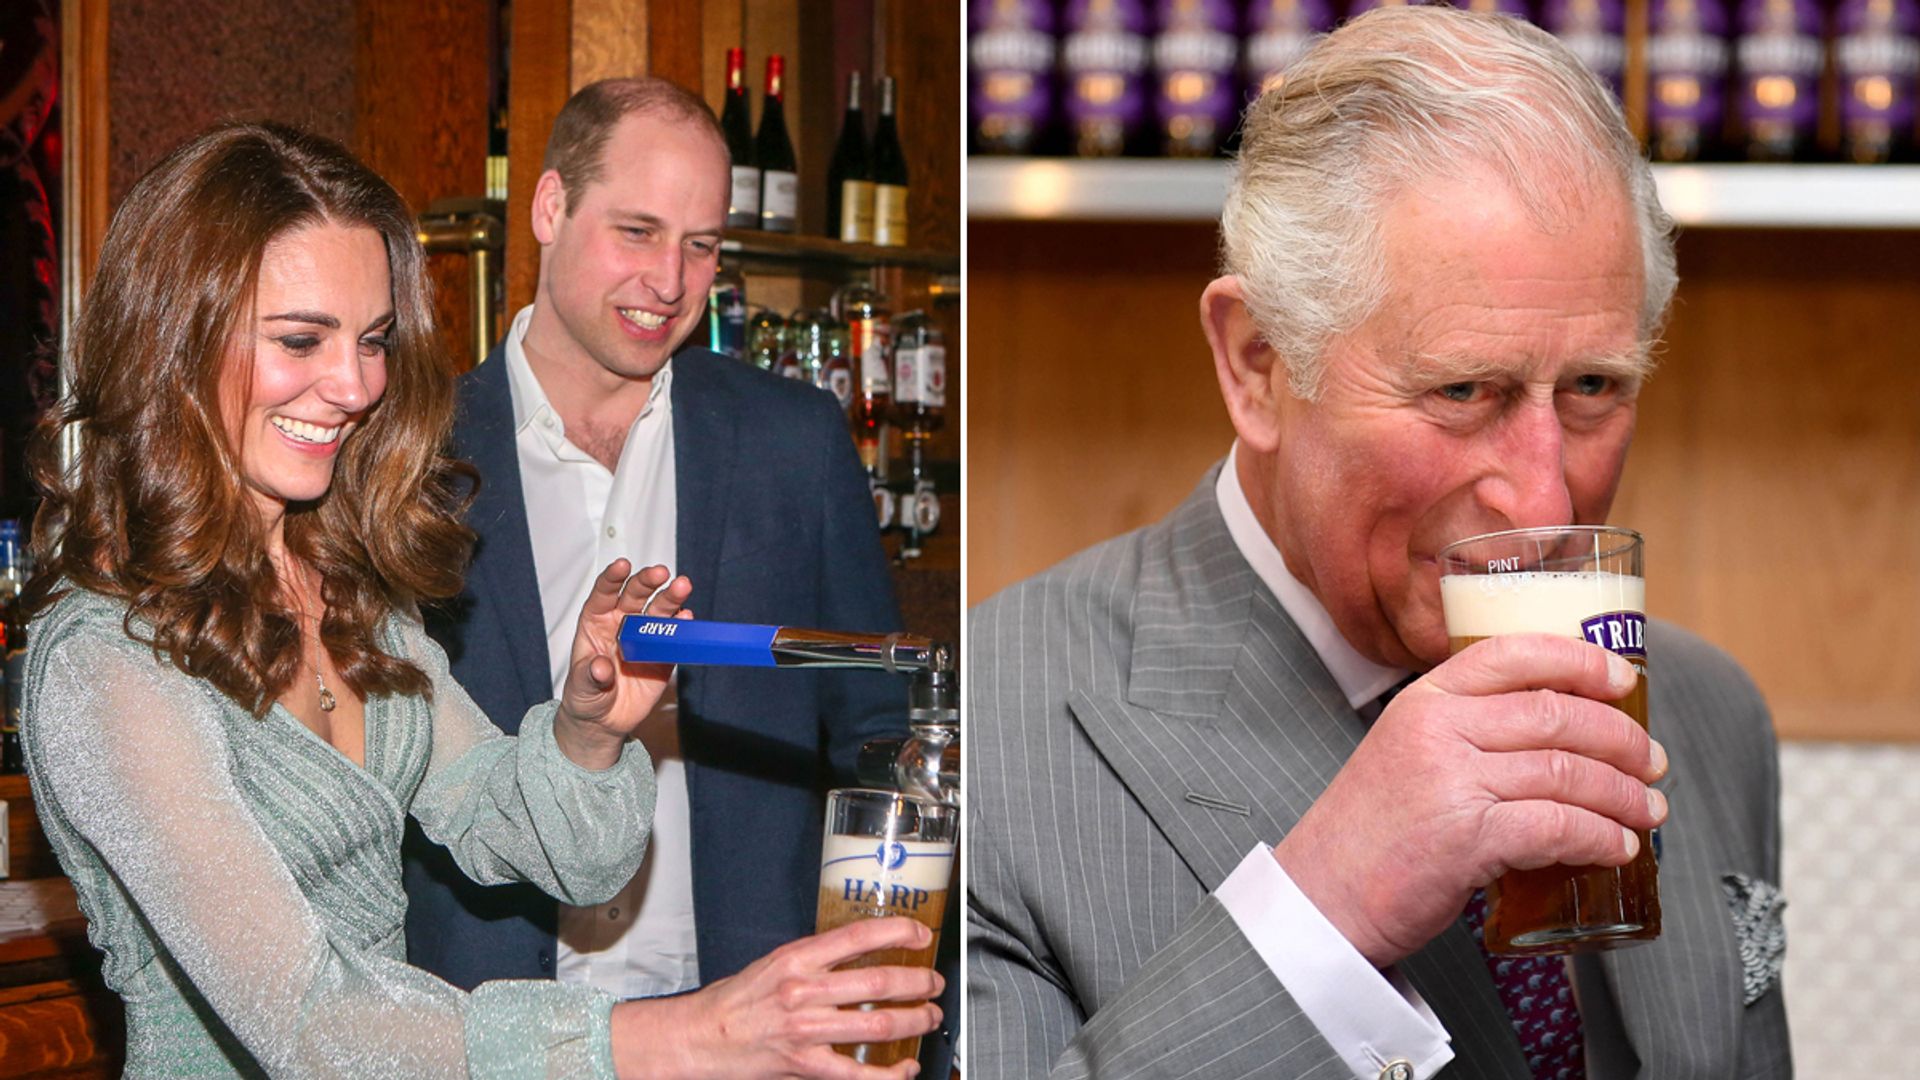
[355,0,490,371]
[967,221,1920,744]
[967,220,1233,604]
[571,0,649,90]
[880,0,960,256]
[505,0,573,319]
[1610,229,1920,743]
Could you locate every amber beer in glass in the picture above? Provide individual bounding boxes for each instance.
[1438,525,1659,955]
[815,788,957,1066]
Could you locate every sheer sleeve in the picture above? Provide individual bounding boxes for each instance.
[23,608,619,1079]
[392,612,655,905]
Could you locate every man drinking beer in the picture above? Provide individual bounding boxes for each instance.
[966,6,1790,1078]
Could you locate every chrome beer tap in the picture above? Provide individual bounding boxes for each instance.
[616,617,959,806]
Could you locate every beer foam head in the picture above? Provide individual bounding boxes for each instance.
[820,835,955,891]
[1440,570,1645,639]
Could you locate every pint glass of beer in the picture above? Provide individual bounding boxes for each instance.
[816,788,958,1066]
[1437,525,1659,955]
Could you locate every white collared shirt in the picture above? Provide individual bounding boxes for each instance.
[504,304,700,999]
[1211,442,1453,1080]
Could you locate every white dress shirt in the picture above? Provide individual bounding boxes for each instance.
[1210,442,1454,1079]
[503,305,700,999]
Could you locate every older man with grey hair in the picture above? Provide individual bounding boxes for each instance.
[967,6,1790,1079]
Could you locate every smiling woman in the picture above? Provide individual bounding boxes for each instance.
[8,121,698,1079]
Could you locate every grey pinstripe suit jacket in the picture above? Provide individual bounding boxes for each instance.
[967,466,1792,1079]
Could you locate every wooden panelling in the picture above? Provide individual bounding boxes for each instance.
[0,979,121,1079]
[59,0,110,304]
[505,0,573,319]
[966,221,1920,744]
[355,0,491,369]
[1611,229,1920,743]
[571,0,649,90]
[880,0,960,257]
[646,0,706,94]
[967,220,1233,605]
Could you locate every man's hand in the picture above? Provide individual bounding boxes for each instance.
[609,916,944,1080]
[553,560,693,769]
[1272,633,1668,968]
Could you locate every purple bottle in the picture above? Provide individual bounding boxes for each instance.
[1648,0,1731,161]
[1456,0,1534,20]
[1244,0,1335,95]
[1154,0,1240,156]
[1835,0,1920,162]
[971,0,1058,155]
[1346,0,1420,18]
[1543,0,1627,99]
[1735,0,1825,160]
[1063,0,1154,155]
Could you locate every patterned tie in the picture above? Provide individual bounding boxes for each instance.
[1461,890,1586,1080]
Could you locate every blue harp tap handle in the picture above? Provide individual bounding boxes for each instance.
[617,615,942,673]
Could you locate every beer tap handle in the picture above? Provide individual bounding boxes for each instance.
[617,615,937,672]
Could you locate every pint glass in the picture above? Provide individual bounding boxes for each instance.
[815,788,958,1066]
[1437,525,1660,955]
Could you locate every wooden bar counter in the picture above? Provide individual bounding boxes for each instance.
[0,775,122,1079]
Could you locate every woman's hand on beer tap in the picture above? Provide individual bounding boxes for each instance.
[1270,633,1669,968]
[607,915,944,1080]
[553,560,693,770]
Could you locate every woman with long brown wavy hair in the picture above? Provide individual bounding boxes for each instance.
[16,121,698,1077]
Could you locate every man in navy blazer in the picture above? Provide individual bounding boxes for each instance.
[402,77,952,1075]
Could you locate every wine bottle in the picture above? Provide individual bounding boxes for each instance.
[872,76,910,247]
[827,71,875,243]
[757,54,799,233]
[721,47,760,230]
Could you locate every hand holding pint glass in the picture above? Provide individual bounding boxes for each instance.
[1439,525,1661,955]
[817,788,958,1067]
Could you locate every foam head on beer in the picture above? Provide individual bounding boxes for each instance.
[1440,570,1645,641]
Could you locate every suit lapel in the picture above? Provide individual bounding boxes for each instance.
[456,351,555,715]
[670,352,735,618]
[1594,761,1743,1079]
[1067,477,1532,1078]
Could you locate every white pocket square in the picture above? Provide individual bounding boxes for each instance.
[1721,873,1786,1006]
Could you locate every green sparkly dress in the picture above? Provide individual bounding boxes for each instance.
[22,589,656,1078]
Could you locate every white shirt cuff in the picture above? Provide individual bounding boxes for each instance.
[1215,844,1454,1080]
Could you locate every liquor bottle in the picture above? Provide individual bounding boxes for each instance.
[706,263,748,361]
[1459,0,1533,18]
[872,77,910,247]
[487,107,509,203]
[1346,0,1417,12]
[833,279,894,524]
[747,309,786,372]
[1734,0,1824,160]
[890,311,947,439]
[757,54,799,233]
[1063,0,1153,156]
[722,47,761,230]
[0,519,25,775]
[1543,0,1627,99]
[1243,0,1334,98]
[1153,0,1239,157]
[828,72,875,243]
[971,0,1058,154]
[775,311,809,380]
[1836,0,1920,162]
[819,317,855,413]
[896,438,942,562]
[1648,0,1731,161]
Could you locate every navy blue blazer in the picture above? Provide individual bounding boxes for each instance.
[401,342,930,1031]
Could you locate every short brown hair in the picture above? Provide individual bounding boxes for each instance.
[25,121,474,715]
[543,77,726,213]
